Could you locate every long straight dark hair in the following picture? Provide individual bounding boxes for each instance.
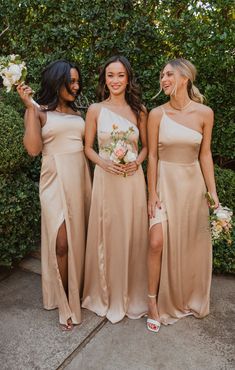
[97,55,144,122]
[37,59,82,111]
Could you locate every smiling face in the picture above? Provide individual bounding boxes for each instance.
[161,63,188,96]
[105,61,128,96]
[59,68,80,102]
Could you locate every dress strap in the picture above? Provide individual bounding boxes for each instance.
[160,106,165,114]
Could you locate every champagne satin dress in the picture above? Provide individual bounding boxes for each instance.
[40,111,91,325]
[82,107,148,323]
[150,108,212,325]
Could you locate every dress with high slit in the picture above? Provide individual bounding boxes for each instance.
[150,108,212,325]
[82,107,148,323]
[40,111,91,325]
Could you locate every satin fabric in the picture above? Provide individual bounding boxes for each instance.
[40,111,91,325]
[82,107,148,323]
[150,109,212,325]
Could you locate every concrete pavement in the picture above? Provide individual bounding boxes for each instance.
[0,257,234,370]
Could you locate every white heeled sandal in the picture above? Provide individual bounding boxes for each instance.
[147,294,161,333]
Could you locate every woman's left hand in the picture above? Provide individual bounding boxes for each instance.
[209,192,219,209]
[122,161,139,176]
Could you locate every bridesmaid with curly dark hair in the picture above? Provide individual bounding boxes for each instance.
[82,55,148,323]
[17,60,91,331]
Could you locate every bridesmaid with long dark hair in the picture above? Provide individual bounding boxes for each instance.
[82,55,148,323]
[17,60,91,330]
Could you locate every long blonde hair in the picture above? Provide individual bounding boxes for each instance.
[158,58,204,103]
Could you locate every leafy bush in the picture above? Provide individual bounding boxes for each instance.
[0,172,40,267]
[0,0,234,271]
[213,225,235,274]
[213,165,235,273]
[215,165,235,211]
[0,102,32,174]
[0,0,234,165]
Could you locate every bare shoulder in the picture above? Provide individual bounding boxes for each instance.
[87,102,103,117]
[194,102,214,118]
[148,105,164,121]
[36,106,46,122]
[73,110,82,117]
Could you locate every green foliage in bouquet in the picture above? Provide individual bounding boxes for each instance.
[0,172,40,267]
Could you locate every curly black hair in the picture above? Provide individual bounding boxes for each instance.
[37,59,82,111]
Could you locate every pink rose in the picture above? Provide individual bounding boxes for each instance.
[114,147,126,159]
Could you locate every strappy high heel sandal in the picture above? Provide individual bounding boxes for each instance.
[60,318,74,331]
[146,294,161,333]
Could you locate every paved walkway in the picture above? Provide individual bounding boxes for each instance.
[0,257,234,370]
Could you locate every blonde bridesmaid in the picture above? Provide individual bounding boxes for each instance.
[147,58,219,332]
[82,55,148,323]
[17,60,91,330]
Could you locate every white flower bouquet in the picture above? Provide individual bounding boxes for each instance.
[101,124,137,176]
[0,54,27,92]
[205,192,233,245]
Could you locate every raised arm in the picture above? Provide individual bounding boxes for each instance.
[17,84,43,156]
[199,107,219,208]
[147,107,162,217]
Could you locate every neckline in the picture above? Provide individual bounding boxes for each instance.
[51,110,81,117]
[101,106,138,129]
[169,100,192,111]
[162,111,202,137]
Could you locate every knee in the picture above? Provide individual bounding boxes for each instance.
[56,240,68,257]
[149,238,163,254]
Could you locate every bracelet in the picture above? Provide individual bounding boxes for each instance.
[135,159,140,168]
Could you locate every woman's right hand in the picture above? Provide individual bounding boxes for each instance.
[16,83,34,108]
[148,193,161,218]
[100,159,125,175]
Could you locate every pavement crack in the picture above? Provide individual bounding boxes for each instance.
[56,318,108,370]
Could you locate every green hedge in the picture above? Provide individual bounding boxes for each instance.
[213,226,234,274]
[0,0,234,166]
[212,165,234,274]
[0,173,40,267]
[0,0,234,271]
[0,101,32,174]
[214,165,235,211]
[0,102,40,267]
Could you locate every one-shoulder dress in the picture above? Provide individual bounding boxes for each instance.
[40,111,91,325]
[150,108,212,325]
[82,107,148,323]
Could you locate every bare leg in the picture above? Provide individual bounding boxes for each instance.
[147,223,163,321]
[56,222,72,330]
[56,222,68,294]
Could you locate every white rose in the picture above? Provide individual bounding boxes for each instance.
[214,208,231,221]
[2,77,12,92]
[123,150,137,163]
[8,64,22,83]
